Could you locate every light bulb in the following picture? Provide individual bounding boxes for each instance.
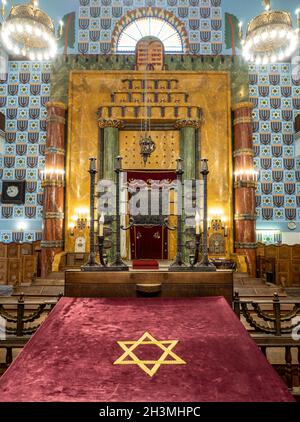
[26,24,33,34]
[262,55,269,64]
[271,54,277,63]
[256,57,262,65]
[279,30,286,38]
[34,27,42,37]
[261,31,268,41]
[270,29,277,39]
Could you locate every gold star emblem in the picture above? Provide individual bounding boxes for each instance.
[113,331,186,377]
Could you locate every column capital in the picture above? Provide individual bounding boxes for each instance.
[232,102,254,112]
[174,119,202,129]
[98,118,124,129]
[46,101,68,111]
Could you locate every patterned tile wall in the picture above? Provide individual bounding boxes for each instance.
[0,61,51,243]
[78,0,223,55]
[249,63,300,224]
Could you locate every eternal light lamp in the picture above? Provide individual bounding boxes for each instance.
[242,0,299,64]
[1,0,57,61]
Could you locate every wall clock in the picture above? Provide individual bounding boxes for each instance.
[287,222,297,231]
[1,181,26,204]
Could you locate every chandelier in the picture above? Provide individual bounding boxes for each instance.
[139,57,156,166]
[242,0,298,64]
[1,0,57,61]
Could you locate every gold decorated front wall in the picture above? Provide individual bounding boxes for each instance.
[66,71,232,254]
[120,131,179,170]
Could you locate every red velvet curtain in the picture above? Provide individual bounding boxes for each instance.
[127,171,176,260]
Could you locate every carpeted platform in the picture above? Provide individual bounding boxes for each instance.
[132,260,159,270]
[0,297,294,402]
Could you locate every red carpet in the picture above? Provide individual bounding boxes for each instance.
[0,297,294,402]
[132,259,159,270]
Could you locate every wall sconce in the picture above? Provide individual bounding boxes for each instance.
[69,222,75,237]
[69,208,90,235]
[224,226,229,237]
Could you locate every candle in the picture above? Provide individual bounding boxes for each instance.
[201,159,208,172]
[115,156,122,170]
[89,157,96,171]
[59,19,64,37]
[195,211,201,235]
[296,9,300,28]
[2,0,6,17]
[176,157,183,172]
[99,212,105,236]
[238,21,243,39]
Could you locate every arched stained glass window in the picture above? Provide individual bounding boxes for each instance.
[116,17,183,53]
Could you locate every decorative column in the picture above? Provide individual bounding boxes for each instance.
[174,119,202,260]
[296,115,300,211]
[98,119,123,261]
[232,102,257,277]
[41,102,67,277]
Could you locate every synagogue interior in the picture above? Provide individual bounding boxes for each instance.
[0,0,299,403]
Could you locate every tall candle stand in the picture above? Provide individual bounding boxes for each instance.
[192,159,216,272]
[169,158,187,271]
[82,157,101,271]
[110,156,129,271]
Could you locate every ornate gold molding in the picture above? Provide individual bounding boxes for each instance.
[47,115,66,125]
[44,212,64,219]
[42,180,65,188]
[234,181,257,189]
[98,118,124,129]
[233,148,254,157]
[174,119,202,129]
[232,102,254,112]
[234,213,257,221]
[45,147,65,156]
[235,242,257,249]
[41,240,64,249]
[233,116,253,126]
[46,101,68,110]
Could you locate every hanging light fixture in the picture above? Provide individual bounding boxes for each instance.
[139,61,156,166]
[1,0,57,61]
[242,0,298,64]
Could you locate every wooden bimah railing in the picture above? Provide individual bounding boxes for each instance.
[234,291,300,396]
[0,295,59,375]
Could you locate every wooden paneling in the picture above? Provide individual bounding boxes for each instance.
[7,259,20,285]
[0,259,7,285]
[0,245,6,258]
[257,244,300,287]
[22,256,37,284]
[20,244,33,256]
[0,242,39,285]
[65,270,234,304]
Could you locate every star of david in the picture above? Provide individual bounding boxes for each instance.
[113,331,186,377]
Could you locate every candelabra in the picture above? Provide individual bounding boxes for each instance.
[82,156,129,272]
[110,156,129,270]
[82,157,101,271]
[169,158,187,271]
[192,159,216,272]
